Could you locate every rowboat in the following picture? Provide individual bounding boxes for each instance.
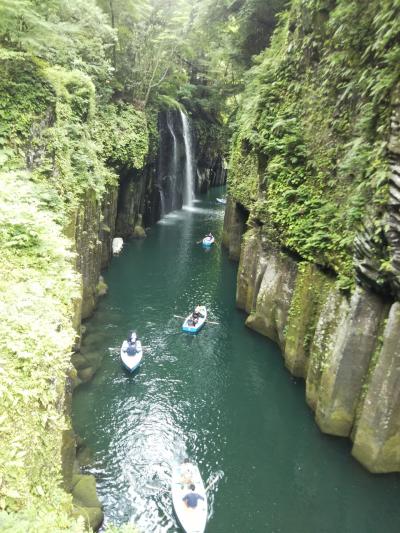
[171,462,208,533]
[202,236,214,247]
[182,306,207,334]
[120,339,143,372]
[216,197,226,205]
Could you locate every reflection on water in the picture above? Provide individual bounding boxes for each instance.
[73,187,400,533]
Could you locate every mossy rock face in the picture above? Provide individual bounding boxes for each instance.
[132,224,146,239]
[305,289,347,410]
[76,444,94,467]
[237,227,264,313]
[244,241,297,349]
[61,429,76,492]
[315,288,388,437]
[72,474,101,508]
[71,353,90,370]
[71,473,104,530]
[72,505,103,531]
[284,263,333,378]
[352,303,400,472]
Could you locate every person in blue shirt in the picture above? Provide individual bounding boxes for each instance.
[183,484,204,509]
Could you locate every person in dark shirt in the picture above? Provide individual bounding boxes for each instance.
[183,484,204,509]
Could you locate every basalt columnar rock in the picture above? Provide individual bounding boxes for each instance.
[223,202,400,472]
[224,0,400,472]
[354,85,400,299]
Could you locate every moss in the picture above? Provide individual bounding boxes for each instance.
[0,49,148,530]
[228,0,398,285]
[94,103,149,170]
[305,289,347,410]
[133,225,146,239]
[228,134,259,210]
[317,407,354,437]
[0,170,81,526]
[352,315,389,434]
[72,475,101,509]
[284,263,334,377]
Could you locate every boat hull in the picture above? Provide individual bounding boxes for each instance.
[171,463,207,533]
[120,342,143,372]
[182,307,207,334]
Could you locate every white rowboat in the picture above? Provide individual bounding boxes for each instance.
[171,462,208,533]
[120,340,143,372]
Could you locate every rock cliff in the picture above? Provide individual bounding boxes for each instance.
[225,0,400,472]
[224,203,400,472]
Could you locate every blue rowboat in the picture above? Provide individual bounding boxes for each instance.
[120,340,143,372]
[202,236,214,247]
[182,306,207,334]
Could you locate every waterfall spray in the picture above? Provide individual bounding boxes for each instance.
[180,110,195,207]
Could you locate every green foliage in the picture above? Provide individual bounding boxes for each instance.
[0,50,53,159]
[228,133,259,206]
[228,0,399,287]
[0,170,82,527]
[30,65,118,216]
[94,103,149,170]
[0,4,150,531]
[0,0,115,93]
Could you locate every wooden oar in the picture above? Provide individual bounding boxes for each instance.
[145,484,170,495]
[174,314,185,319]
[208,320,220,325]
[205,475,219,492]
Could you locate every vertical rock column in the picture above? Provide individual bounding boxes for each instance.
[284,263,334,378]
[352,302,400,472]
[315,288,387,436]
[75,191,104,319]
[245,241,297,349]
[236,227,266,313]
[222,198,248,260]
[306,289,348,410]
[100,185,118,269]
[116,169,148,238]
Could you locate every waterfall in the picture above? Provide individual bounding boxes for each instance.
[166,111,178,180]
[166,111,178,209]
[180,110,195,207]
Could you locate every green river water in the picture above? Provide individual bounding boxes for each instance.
[72,188,400,533]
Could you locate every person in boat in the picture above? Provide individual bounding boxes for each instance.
[193,305,204,319]
[123,331,137,355]
[205,232,213,241]
[192,309,199,325]
[182,484,204,509]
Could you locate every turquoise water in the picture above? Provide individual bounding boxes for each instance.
[72,188,400,532]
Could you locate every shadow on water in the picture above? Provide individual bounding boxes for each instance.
[73,186,400,533]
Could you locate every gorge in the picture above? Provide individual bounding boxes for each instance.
[1,0,400,532]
